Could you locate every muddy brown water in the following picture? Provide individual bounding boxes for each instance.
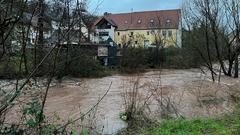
[44,69,240,134]
[2,69,239,134]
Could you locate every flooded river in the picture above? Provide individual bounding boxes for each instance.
[44,69,240,134]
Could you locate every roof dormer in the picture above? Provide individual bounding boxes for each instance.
[166,19,171,23]
[137,19,142,24]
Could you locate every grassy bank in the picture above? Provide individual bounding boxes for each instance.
[119,105,240,135]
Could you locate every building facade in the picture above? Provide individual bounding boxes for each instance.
[92,9,182,48]
[11,12,90,49]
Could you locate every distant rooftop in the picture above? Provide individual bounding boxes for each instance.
[94,9,181,30]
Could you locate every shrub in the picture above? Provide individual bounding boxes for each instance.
[120,47,148,73]
[68,55,106,77]
[119,46,203,71]
[0,56,25,78]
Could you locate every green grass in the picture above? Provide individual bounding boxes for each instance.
[152,118,238,135]
[119,105,240,135]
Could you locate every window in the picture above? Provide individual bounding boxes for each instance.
[162,30,167,37]
[144,40,150,48]
[166,19,171,26]
[151,30,155,35]
[137,19,142,24]
[150,19,155,27]
[125,20,128,24]
[99,32,109,36]
[135,41,138,44]
[118,32,120,36]
[105,22,112,29]
[168,30,172,37]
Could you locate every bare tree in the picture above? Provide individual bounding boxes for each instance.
[223,0,240,78]
[0,0,111,133]
[0,0,28,60]
[183,0,240,79]
[183,0,217,81]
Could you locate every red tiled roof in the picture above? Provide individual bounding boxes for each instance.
[94,9,181,31]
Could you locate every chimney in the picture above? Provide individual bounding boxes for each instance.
[104,12,111,16]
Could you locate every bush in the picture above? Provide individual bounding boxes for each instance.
[120,47,148,73]
[0,55,26,79]
[68,55,106,78]
[162,46,203,69]
[119,46,204,71]
[0,44,205,79]
[0,47,108,79]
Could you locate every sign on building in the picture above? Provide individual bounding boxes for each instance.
[98,46,108,56]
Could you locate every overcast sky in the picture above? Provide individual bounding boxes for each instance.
[88,0,182,15]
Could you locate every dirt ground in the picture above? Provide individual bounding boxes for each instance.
[42,69,240,134]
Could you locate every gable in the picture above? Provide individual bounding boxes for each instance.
[95,17,117,29]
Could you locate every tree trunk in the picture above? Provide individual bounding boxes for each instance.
[234,55,239,78]
[35,0,44,76]
[227,60,233,76]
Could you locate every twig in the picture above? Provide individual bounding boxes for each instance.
[0,45,57,115]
